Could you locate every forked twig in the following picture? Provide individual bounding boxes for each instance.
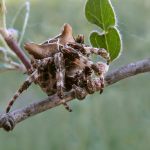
[0,0,31,71]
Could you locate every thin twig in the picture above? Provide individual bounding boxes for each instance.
[0,34,17,58]
[18,2,30,46]
[0,58,150,132]
[0,0,9,38]
[5,34,31,70]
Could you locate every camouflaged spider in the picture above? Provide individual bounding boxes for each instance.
[6,23,110,113]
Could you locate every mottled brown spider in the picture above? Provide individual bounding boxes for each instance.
[6,23,110,113]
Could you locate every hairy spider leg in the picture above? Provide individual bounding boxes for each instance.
[66,43,110,65]
[75,34,84,44]
[38,57,57,96]
[54,52,72,112]
[73,78,101,100]
[75,51,109,94]
[61,46,80,59]
[71,52,107,94]
[61,47,105,94]
[72,84,87,100]
[6,57,54,113]
[66,42,90,58]
[93,78,101,91]
[90,64,105,94]
[6,70,38,113]
[87,76,97,94]
[84,47,110,65]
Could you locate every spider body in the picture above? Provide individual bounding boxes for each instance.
[6,23,110,113]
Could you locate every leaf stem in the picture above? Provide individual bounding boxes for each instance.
[0,0,9,38]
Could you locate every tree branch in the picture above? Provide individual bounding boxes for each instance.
[5,34,31,70]
[0,58,150,132]
[104,58,150,86]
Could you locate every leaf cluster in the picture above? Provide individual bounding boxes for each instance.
[85,0,122,62]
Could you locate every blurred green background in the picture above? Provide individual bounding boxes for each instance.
[0,0,150,149]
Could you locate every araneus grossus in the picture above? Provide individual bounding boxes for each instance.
[6,23,110,113]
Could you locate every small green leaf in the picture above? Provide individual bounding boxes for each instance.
[85,0,122,62]
[85,0,116,31]
[90,27,121,62]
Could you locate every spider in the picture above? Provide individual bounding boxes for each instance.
[6,23,110,113]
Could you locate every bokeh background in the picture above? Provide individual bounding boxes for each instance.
[0,0,150,149]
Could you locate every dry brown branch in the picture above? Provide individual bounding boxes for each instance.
[0,58,150,132]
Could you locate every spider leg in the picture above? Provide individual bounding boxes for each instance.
[38,57,53,71]
[27,56,37,75]
[93,78,101,91]
[75,34,84,44]
[72,84,88,100]
[99,74,104,94]
[84,47,110,65]
[73,52,107,94]
[6,57,52,113]
[6,70,38,113]
[86,77,102,94]
[66,42,90,58]
[37,57,56,96]
[61,46,80,60]
[62,47,93,70]
[87,76,97,94]
[54,52,72,112]
[44,57,56,96]
[91,62,109,94]
[70,50,108,94]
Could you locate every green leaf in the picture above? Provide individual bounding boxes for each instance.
[90,27,122,62]
[85,0,116,31]
[85,0,122,62]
